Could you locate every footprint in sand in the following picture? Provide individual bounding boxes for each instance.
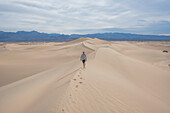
[80,77,83,79]
[69,94,72,99]
[62,109,64,112]
[76,85,78,88]
[79,82,83,84]
[73,79,76,81]
[69,95,73,102]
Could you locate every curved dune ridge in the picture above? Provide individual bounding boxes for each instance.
[0,38,170,113]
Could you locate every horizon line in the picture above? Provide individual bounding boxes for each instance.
[1,30,170,36]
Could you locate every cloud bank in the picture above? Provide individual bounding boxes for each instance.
[0,0,170,34]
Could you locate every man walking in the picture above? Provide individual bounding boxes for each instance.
[80,51,87,68]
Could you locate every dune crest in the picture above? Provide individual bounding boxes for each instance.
[0,38,170,113]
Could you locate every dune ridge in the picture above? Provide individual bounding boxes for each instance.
[0,38,170,113]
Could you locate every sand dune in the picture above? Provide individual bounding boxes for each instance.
[0,38,170,113]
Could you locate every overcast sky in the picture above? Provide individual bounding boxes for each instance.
[0,0,170,34]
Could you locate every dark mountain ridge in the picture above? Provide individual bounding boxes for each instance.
[0,31,170,42]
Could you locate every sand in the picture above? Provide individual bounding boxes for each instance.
[0,38,170,113]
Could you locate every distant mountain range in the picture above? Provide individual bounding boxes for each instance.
[0,31,170,42]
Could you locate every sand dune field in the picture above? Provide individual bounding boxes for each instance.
[0,38,170,113]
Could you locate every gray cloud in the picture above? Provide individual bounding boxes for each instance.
[0,0,170,34]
